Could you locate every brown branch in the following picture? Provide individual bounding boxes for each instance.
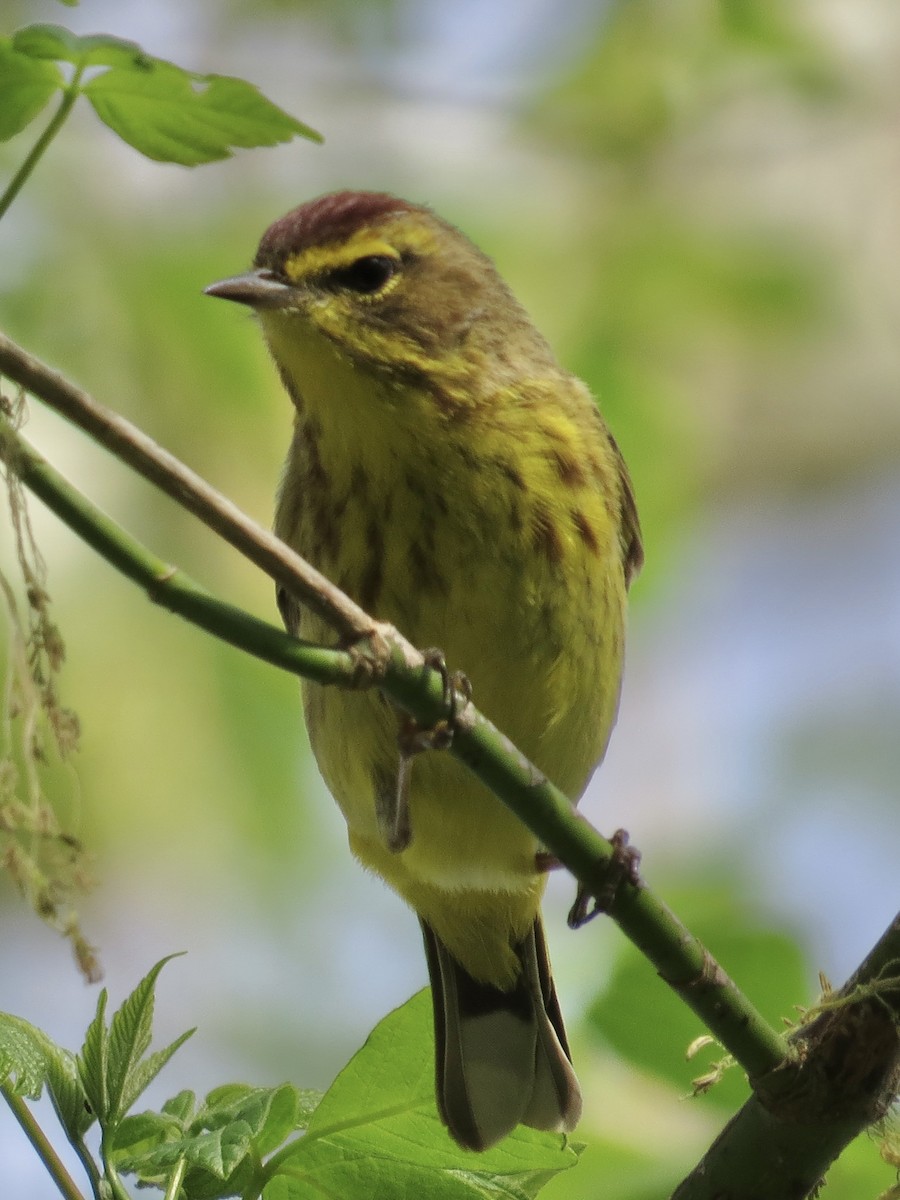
[673,911,900,1199]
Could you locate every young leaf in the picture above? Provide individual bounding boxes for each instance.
[120,1028,196,1115]
[112,1084,307,1197]
[77,988,110,1122]
[105,953,191,1120]
[83,60,321,165]
[13,24,150,70]
[0,39,63,141]
[266,991,581,1200]
[0,1011,93,1139]
[45,1046,94,1138]
[200,1083,302,1158]
[0,1013,59,1099]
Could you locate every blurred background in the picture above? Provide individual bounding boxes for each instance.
[1,1,898,1196]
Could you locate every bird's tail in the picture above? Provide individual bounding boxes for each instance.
[420,915,582,1151]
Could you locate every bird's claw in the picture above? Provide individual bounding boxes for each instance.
[385,649,472,855]
[397,647,471,755]
[567,829,643,928]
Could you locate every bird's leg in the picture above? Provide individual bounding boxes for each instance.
[565,828,643,927]
[398,647,472,753]
[535,850,563,873]
[385,649,472,854]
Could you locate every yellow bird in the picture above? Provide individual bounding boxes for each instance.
[206,191,642,1150]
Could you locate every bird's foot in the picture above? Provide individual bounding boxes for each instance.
[382,649,472,855]
[566,829,643,928]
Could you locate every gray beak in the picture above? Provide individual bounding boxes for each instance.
[204,270,294,309]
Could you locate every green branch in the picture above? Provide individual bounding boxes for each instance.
[0,335,788,1086]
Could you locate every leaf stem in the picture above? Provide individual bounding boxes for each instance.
[163,1157,186,1200]
[0,65,85,223]
[1,1084,87,1200]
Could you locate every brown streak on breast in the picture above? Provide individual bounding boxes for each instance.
[571,508,600,556]
[531,502,564,565]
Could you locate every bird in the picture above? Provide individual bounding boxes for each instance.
[205,190,642,1150]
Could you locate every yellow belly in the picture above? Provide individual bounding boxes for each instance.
[269,319,628,986]
[296,516,625,985]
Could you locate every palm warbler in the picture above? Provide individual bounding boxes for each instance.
[206,191,642,1151]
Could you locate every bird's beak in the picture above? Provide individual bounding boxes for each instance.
[204,270,294,309]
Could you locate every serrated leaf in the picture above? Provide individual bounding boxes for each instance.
[105,954,187,1119]
[0,39,63,141]
[77,988,110,1122]
[120,1027,196,1115]
[122,1121,253,1180]
[46,1046,94,1137]
[131,1025,194,1121]
[162,1089,197,1123]
[199,1084,301,1157]
[111,1110,183,1162]
[0,1013,57,1098]
[83,61,320,165]
[12,24,149,69]
[268,992,580,1200]
[0,1013,92,1138]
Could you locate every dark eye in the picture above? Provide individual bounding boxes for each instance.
[329,255,397,294]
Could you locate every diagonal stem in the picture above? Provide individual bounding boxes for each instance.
[1,1084,87,1200]
[0,66,85,223]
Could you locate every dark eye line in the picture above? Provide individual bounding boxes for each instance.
[326,254,399,294]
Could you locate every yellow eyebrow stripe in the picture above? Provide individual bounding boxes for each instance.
[282,221,438,281]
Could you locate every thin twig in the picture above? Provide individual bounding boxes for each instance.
[2,1084,87,1200]
[0,66,85,222]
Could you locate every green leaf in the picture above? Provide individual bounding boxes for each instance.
[106,954,192,1118]
[46,1046,94,1138]
[12,24,150,69]
[0,1013,58,1099]
[78,988,110,1122]
[268,991,581,1200]
[112,1083,307,1197]
[201,1083,301,1158]
[0,1011,92,1137]
[162,1089,197,1123]
[111,1110,184,1163]
[122,1028,195,1115]
[116,1121,255,1194]
[0,39,63,141]
[75,956,191,1129]
[83,60,321,165]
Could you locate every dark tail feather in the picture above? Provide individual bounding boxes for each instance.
[421,917,582,1151]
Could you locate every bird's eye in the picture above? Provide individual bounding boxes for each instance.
[329,255,398,294]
